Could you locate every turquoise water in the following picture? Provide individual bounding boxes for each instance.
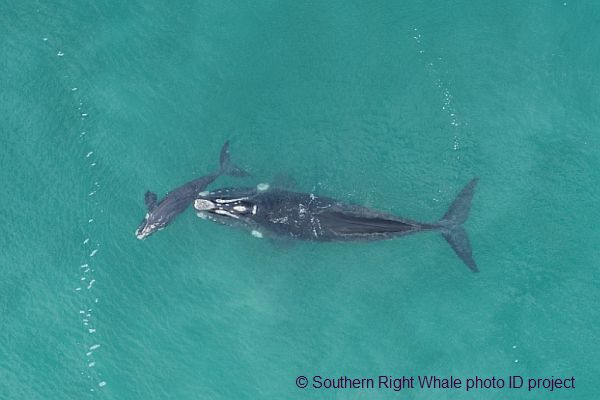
[2,1,599,398]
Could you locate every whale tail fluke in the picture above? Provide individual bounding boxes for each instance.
[437,178,479,272]
[219,140,249,177]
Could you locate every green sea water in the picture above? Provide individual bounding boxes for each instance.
[2,1,599,399]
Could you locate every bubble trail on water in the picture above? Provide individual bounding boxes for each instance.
[48,39,108,392]
[412,27,463,157]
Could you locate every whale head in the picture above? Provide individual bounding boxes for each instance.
[135,213,165,240]
[193,189,259,229]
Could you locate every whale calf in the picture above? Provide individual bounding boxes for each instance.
[193,179,479,271]
[135,141,247,240]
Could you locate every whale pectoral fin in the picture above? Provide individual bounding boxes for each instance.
[144,191,158,211]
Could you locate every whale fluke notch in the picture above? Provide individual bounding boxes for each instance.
[437,178,479,272]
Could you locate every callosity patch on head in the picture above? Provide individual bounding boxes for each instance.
[194,199,216,211]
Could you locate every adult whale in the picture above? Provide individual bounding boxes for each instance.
[193,179,479,271]
[135,141,247,240]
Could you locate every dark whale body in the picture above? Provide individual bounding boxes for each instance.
[135,141,246,240]
[193,179,479,271]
